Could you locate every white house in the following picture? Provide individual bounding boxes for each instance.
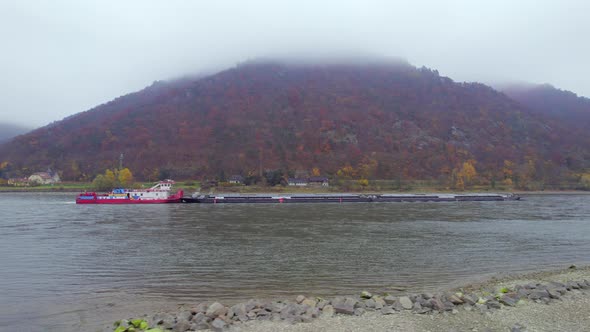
[28,171,60,185]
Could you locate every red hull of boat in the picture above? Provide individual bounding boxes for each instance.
[76,198,182,204]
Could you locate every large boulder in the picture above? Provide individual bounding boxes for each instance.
[399,296,413,310]
[268,301,285,313]
[191,303,208,314]
[448,294,463,305]
[499,295,517,307]
[354,308,365,316]
[487,300,501,309]
[245,299,261,312]
[384,295,396,305]
[381,306,395,315]
[279,303,304,319]
[429,298,445,311]
[177,310,193,322]
[192,312,210,324]
[333,303,355,315]
[322,305,335,317]
[152,313,175,329]
[461,294,477,305]
[206,302,228,317]
[173,319,192,332]
[211,318,226,331]
[191,321,210,331]
[528,290,550,300]
[374,297,386,309]
[302,298,316,308]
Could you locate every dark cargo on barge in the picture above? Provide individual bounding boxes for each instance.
[181,193,520,204]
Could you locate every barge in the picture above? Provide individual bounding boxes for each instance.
[183,193,520,204]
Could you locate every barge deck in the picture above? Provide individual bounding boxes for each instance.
[181,193,520,204]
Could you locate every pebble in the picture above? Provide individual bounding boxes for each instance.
[295,295,306,304]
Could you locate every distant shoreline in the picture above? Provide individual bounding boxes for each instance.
[1,187,589,195]
[0,188,83,193]
[515,190,590,195]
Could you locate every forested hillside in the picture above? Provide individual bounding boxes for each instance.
[1,60,589,189]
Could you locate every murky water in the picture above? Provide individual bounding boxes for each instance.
[1,193,589,331]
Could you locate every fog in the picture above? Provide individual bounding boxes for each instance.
[1,0,589,127]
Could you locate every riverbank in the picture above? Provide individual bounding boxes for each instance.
[108,266,590,332]
[1,178,588,194]
[1,184,588,195]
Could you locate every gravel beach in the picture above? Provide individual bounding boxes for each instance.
[110,266,590,332]
[231,267,590,332]
[233,294,590,332]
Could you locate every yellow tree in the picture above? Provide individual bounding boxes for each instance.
[458,160,477,186]
[336,164,357,179]
[105,169,116,184]
[92,174,110,191]
[311,167,321,177]
[503,160,514,180]
[358,157,378,179]
[118,168,134,187]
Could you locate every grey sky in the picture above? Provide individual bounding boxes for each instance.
[1,0,589,127]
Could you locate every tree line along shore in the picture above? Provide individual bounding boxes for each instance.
[2,179,590,194]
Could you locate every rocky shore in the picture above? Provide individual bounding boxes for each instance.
[109,266,590,332]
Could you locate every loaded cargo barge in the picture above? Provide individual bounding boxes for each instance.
[181,193,520,204]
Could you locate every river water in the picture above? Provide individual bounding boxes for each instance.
[0,193,589,331]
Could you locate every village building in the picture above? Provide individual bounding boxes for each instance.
[8,177,30,186]
[28,171,61,185]
[287,178,308,186]
[228,175,244,184]
[308,176,329,187]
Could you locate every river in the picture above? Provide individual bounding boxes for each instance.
[0,193,589,331]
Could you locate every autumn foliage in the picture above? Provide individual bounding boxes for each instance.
[91,168,134,191]
[0,60,589,189]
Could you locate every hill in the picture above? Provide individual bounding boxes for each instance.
[1,60,589,189]
[500,83,590,126]
[0,123,31,143]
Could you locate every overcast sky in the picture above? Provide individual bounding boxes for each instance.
[1,0,589,127]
